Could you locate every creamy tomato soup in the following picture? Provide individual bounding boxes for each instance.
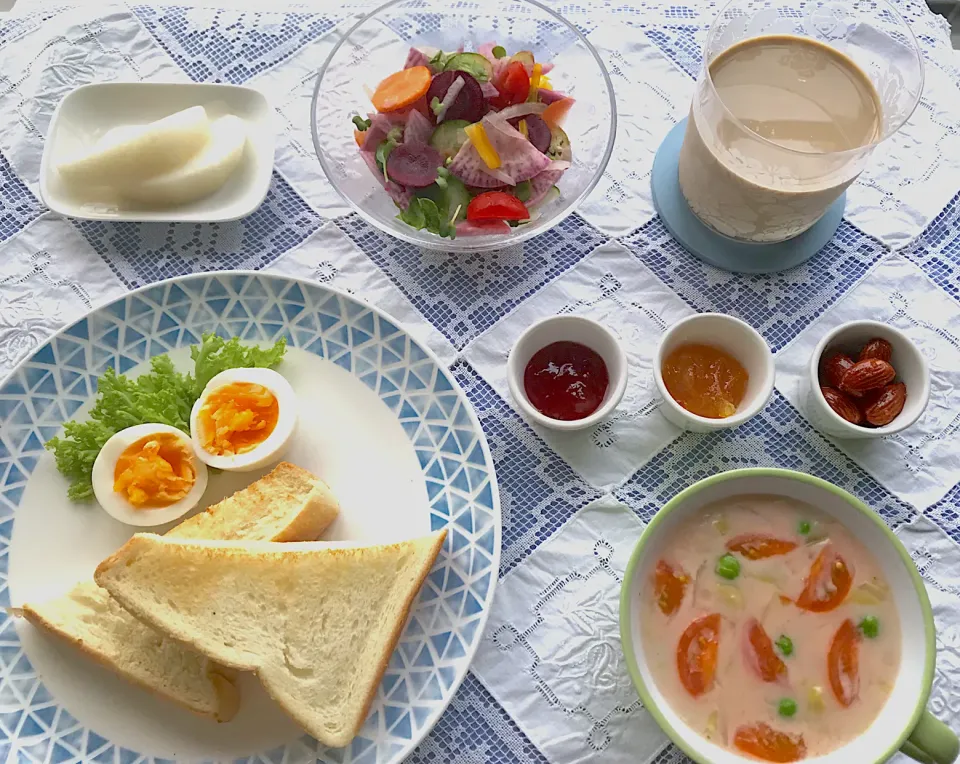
[641,495,900,762]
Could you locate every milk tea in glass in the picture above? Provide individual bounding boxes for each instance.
[678,0,923,243]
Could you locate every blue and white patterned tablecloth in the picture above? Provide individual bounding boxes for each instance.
[1,1,960,762]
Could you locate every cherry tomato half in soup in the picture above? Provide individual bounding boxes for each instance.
[654,560,689,616]
[677,613,721,697]
[795,544,853,612]
[726,533,798,560]
[744,619,787,683]
[734,723,807,762]
[828,618,861,707]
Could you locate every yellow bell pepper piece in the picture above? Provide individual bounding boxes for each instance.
[464,123,501,170]
[540,74,553,91]
[518,119,528,139]
[528,62,542,101]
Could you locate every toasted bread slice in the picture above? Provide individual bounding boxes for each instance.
[20,462,338,721]
[20,581,241,721]
[95,531,446,746]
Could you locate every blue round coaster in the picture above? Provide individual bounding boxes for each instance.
[651,118,845,274]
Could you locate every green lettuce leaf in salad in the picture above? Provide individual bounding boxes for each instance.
[428,50,456,70]
[398,197,456,239]
[397,167,467,239]
[46,333,286,501]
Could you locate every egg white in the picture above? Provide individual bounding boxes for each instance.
[91,422,209,527]
[189,367,297,472]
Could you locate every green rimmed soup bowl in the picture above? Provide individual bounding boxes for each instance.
[618,468,958,764]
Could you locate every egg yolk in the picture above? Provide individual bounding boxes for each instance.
[199,382,279,456]
[113,433,196,508]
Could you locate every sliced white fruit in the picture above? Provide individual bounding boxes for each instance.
[57,105,211,186]
[120,115,247,207]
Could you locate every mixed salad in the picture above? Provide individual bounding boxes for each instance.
[352,43,574,238]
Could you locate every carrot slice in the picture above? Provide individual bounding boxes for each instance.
[372,66,431,113]
[541,97,574,128]
[354,129,366,148]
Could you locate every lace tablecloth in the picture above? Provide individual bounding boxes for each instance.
[1,1,960,762]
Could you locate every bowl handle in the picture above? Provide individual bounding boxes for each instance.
[901,710,959,764]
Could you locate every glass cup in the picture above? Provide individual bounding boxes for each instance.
[677,0,923,243]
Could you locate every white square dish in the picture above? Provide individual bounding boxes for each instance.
[39,82,275,223]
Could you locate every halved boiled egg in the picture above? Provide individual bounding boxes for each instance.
[189,367,297,472]
[92,423,209,527]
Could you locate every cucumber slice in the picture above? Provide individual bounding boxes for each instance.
[429,120,470,161]
[548,124,571,161]
[509,51,535,71]
[444,52,493,82]
[443,174,471,222]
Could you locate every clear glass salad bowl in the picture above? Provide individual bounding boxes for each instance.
[311,0,616,252]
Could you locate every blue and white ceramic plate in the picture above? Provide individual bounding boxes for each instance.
[0,273,500,763]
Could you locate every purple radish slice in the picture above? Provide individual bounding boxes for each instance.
[456,219,511,236]
[426,71,485,124]
[526,164,566,207]
[404,109,434,144]
[508,114,551,154]
[386,143,444,188]
[404,47,429,70]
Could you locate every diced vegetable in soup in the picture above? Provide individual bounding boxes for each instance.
[641,495,900,760]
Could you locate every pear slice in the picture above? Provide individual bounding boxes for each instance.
[58,106,211,186]
[120,115,247,207]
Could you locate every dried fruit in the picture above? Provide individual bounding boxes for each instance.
[863,382,906,426]
[839,358,896,395]
[821,386,862,424]
[859,338,893,363]
[818,338,908,430]
[821,352,854,389]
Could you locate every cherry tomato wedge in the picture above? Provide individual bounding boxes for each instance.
[490,61,529,109]
[734,723,807,762]
[726,533,798,560]
[828,618,861,707]
[654,560,688,616]
[795,544,853,612]
[677,613,721,697]
[744,619,787,683]
[467,191,530,222]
